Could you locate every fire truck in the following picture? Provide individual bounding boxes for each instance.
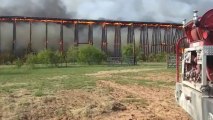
[175,9,213,120]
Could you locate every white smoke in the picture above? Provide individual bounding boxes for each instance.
[62,0,213,22]
[0,0,212,22]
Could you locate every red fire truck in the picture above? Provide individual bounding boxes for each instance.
[175,9,213,120]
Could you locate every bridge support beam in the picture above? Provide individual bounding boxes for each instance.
[74,23,79,47]
[151,28,155,54]
[114,25,121,57]
[127,25,134,44]
[60,22,64,53]
[141,26,149,56]
[151,26,161,54]
[88,24,93,45]
[13,20,16,55]
[101,24,107,53]
[0,22,1,54]
[28,21,32,53]
[45,22,48,50]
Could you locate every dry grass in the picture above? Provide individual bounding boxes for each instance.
[0,63,191,120]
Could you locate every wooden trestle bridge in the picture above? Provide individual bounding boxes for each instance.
[0,16,184,57]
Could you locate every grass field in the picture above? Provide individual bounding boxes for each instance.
[0,63,190,120]
[0,63,170,95]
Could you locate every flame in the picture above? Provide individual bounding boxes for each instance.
[0,17,182,28]
[78,21,95,24]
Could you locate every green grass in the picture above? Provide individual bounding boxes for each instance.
[34,89,45,97]
[0,63,175,95]
[106,67,176,88]
[0,64,141,93]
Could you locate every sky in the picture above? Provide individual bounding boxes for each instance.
[0,0,212,23]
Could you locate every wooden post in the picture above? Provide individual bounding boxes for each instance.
[29,21,32,53]
[127,25,134,44]
[45,22,48,49]
[101,24,107,53]
[114,25,121,57]
[146,26,149,56]
[88,24,93,45]
[13,19,16,54]
[60,21,64,53]
[114,26,117,57]
[133,28,136,65]
[74,23,79,46]
[0,22,1,54]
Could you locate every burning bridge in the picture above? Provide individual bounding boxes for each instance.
[0,16,184,57]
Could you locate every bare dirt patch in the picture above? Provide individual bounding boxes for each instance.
[133,72,175,82]
[0,88,129,120]
[0,81,190,120]
[96,81,191,120]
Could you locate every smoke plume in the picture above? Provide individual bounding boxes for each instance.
[0,0,70,18]
[0,0,212,22]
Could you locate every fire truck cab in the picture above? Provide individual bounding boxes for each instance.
[175,9,213,120]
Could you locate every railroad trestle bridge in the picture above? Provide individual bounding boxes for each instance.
[0,16,184,57]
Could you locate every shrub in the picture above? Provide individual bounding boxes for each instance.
[15,58,24,68]
[52,51,63,67]
[66,46,79,63]
[122,44,141,62]
[26,54,37,68]
[0,53,16,65]
[140,53,148,62]
[78,45,106,64]
[155,52,167,62]
[36,50,62,67]
[147,52,167,62]
[122,44,134,57]
[36,50,52,65]
[147,53,156,62]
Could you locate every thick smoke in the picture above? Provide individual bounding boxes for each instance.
[63,0,213,22]
[0,0,70,18]
[0,0,212,22]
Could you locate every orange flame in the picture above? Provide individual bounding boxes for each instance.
[0,17,182,29]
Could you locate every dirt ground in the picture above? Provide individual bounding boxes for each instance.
[0,69,191,120]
